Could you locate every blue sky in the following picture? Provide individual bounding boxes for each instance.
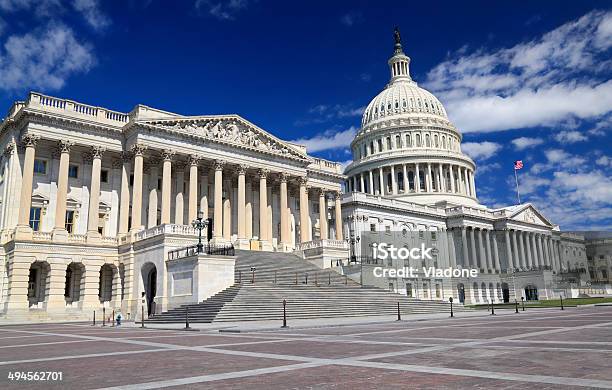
[0,1,610,231]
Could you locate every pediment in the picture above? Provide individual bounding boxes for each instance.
[138,115,310,162]
[508,204,553,227]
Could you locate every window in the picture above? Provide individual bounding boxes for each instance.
[370,224,376,232]
[68,164,79,178]
[65,210,75,233]
[34,159,47,175]
[29,207,42,231]
[385,226,391,233]
[435,284,441,298]
[129,174,134,186]
[406,283,412,297]
[100,169,109,183]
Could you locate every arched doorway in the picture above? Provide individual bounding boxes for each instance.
[141,263,157,315]
[524,284,539,301]
[501,282,510,303]
[98,264,115,304]
[65,263,85,305]
[457,283,465,303]
[28,261,50,307]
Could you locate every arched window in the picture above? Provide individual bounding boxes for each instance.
[408,171,415,191]
[386,137,392,150]
[416,134,421,147]
[442,136,446,149]
[406,134,411,147]
[377,139,383,152]
[397,172,404,191]
[419,170,426,190]
[434,134,439,147]
[425,134,431,147]
[396,135,402,148]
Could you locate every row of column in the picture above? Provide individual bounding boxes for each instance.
[16,138,345,245]
[348,163,475,198]
[504,230,561,271]
[117,148,344,244]
[457,227,561,273]
[16,136,107,241]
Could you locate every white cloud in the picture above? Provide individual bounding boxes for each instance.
[476,162,500,175]
[290,126,357,153]
[553,130,588,143]
[511,137,543,150]
[340,11,362,27]
[72,0,110,31]
[195,0,249,21]
[425,10,612,133]
[461,141,502,160]
[0,23,95,91]
[596,155,612,167]
[296,104,364,126]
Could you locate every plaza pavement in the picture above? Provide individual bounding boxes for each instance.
[0,306,610,389]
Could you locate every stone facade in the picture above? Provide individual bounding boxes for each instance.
[0,93,345,321]
[340,34,596,304]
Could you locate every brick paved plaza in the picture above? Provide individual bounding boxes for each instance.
[0,307,611,389]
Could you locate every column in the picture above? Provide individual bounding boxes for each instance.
[130,145,146,231]
[525,232,533,268]
[402,165,408,193]
[237,165,247,241]
[188,155,200,223]
[299,177,310,242]
[415,163,421,193]
[461,227,469,267]
[279,172,289,247]
[213,160,224,240]
[427,163,432,192]
[505,229,514,271]
[464,168,470,196]
[245,181,253,240]
[53,140,73,233]
[319,190,328,240]
[478,229,487,273]
[512,230,522,269]
[519,231,527,269]
[390,165,397,194]
[147,160,159,229]
[16,134,40,234]
[492,231,501,271]
[469,228,478,270]
[543,236,551,268]
[470,170,477,198]
[368,170,374,195]
[449,165,456,193]
[360,173,365,193]
[174,165,185,225]
[334,191,343,240]
[87,146,105,238]
[378,167,384,195]
[258,169,269,242]
[200,173,209,219]
[484,229,493,272]
[160,150,174,224]
[118,152,131,235]
[536,234,544,269]
[223,177,232,241]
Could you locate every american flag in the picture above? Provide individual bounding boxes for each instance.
[514,160,524,170]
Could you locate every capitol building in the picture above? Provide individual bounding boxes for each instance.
[0,32,605,322]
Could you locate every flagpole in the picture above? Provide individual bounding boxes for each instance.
[514,168,521,204]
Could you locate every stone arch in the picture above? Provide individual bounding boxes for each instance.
[457,283,465,304]
[98,263,119,305]
[141,262,158,316]
[28,261,50,307]
[480,282,487,302]
[524,284,539,301]
[488,282,495,302]
[501,282,510,303]
[64,262,85,306]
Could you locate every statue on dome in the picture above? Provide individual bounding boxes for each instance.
[393,27,401,45]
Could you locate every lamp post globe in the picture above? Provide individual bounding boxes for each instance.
[191,210,207,254]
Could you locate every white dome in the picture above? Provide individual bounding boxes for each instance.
[361,80,448,128]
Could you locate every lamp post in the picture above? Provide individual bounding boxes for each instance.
[521,296,525,311]
[449,297,454,318]
[191,210,209,254]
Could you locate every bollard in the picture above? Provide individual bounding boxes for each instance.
[185,306,190,329]
[295,272,298,285]
[112,310,115,327]
[515,300,519,313]
[449,297,454,318]
[102,307,106,327]
[141,303,145,328]
[328,272,331,285]
[281,299,288,328]
[396,301,401,321]
[305,273,308,284]
[560,295,564,311]
[491,301,495,315]
[92,310,96,326]
[522,298,525,312]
